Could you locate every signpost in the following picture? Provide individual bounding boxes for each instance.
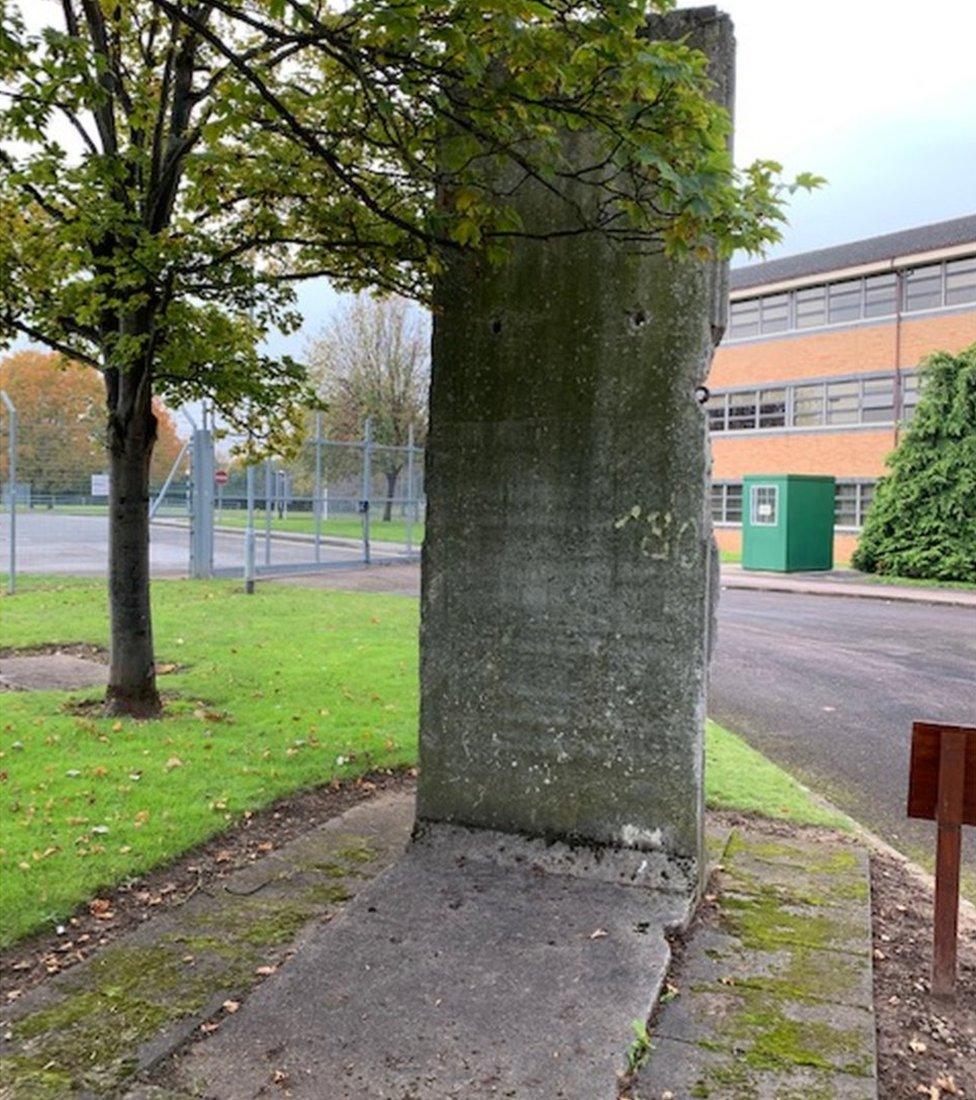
[907,722,976,997]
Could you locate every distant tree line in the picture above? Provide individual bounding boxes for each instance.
[0,351,184,497]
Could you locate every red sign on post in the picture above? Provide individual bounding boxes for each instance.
[214,469,229,486]
[907,722,976,998]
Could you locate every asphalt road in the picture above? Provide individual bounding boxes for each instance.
[0,511,402,576]
[711,588,976,889]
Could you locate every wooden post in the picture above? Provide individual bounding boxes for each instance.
[932,729,966,997]
[908,722,975,1001]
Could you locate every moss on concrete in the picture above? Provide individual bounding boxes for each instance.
[2,874,356,1094]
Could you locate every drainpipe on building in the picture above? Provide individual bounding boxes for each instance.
[893,268,904,446]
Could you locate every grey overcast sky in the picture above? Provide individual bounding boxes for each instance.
[268,0,976,357]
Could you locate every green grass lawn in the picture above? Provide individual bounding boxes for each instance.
[1,577,847,947]
[212,510,424,545]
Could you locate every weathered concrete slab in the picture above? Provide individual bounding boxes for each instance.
[418,6,734,893]
[172,827,689,1099]
[0,654,106,691]
[641,1036,877,1099]
[635,827,878,1098]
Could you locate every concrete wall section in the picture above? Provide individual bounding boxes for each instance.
[418,9,733,887]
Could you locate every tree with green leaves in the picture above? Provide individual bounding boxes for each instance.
[852,344,976,583]
[0,0,817,716]
[309,294,428,522]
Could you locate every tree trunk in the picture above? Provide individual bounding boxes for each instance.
[383,466,400,523]
[104,382,161,718]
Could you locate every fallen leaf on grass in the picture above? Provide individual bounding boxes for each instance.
[255,965,277,976]
[165,756,184,771]
[222,1000,240,1014]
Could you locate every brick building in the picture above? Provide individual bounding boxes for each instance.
[707,214,976,563]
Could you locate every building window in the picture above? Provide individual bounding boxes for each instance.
[904,264,943,312]
[711,482,744,524]
[758,387,787,428]
[726,252,975,341]
[710,370,917,434]
[828,280,862,325]
[750,484,778,526]
[861,376,895,422]
[729,299,760,339]
[795,285,826,329]
[760,293,790,334]
[864,273,897,317]
[706,393,728,432]
[901,373,920,421]
[710,484,725,522]
[825,379,860,425]
[835,481,876,528]
[946,257,976,305]
[792,383,824,427]
[728,391,758,430]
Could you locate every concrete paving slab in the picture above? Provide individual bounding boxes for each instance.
[172,830,690,1099]
[670,927,874,1011]
[635,826,877,1099]
[0,653,106,691]
[640,1036,877,1099]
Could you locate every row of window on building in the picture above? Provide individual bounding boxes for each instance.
[728,254,976,341]
[711,480,876,529]
[707,371,918,433]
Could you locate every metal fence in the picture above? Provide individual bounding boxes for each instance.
[0,394,424,591]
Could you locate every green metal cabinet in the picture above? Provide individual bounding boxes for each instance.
[741,474,835,572]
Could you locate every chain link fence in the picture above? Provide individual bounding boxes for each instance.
[0,394,423,591]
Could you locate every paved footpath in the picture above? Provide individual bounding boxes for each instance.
[0,789,876,1099]
[721,564,976,608]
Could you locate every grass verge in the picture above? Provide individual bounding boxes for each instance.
[2,577,847,947]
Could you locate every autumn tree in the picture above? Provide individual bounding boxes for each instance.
[310,295,428,522]
[0,349,183,498]
[0,1,816,715]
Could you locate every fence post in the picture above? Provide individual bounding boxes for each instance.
[244,461,256,594]
[189,428,215,578]
[405,423,415,557]
[362,418,372,565]
[1,390,16,594]
[264,458,273,566]
[314,411,323,564]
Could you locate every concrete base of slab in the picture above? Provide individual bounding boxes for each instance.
[171,827,693,1099]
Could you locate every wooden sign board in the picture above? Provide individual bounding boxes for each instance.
[907,722,976,826]
[906,721,976,999]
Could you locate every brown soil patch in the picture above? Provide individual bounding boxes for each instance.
[872,845,976,1097]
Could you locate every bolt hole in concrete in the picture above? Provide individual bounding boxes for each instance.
[490,318,503,335]
[629,309,647,331]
